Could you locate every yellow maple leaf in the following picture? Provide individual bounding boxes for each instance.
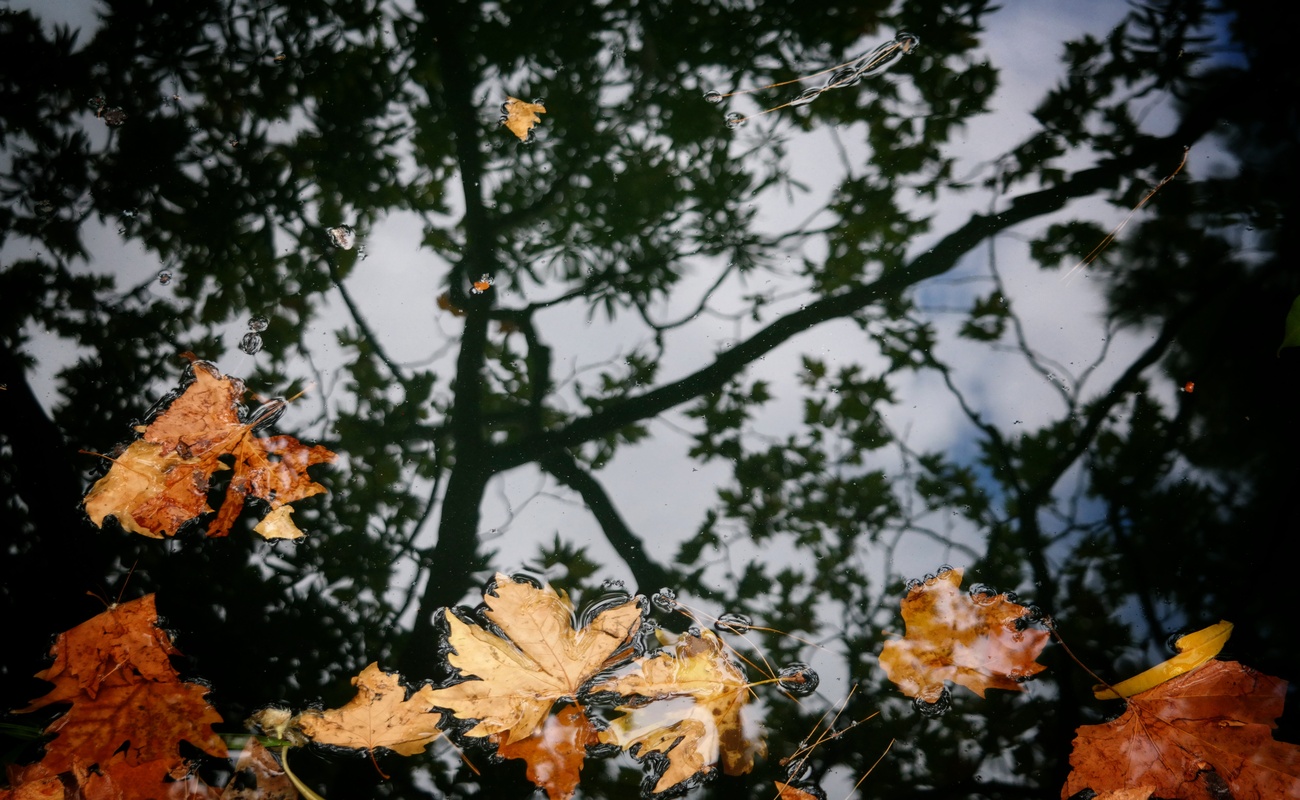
[294,663,443,757]
[594,629,766,794]
[426,573,645,745]
[500,97,546,141]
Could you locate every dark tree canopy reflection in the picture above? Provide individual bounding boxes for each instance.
[2,0,1297,797]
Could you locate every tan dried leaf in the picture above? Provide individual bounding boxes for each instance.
[296,663,443,756]
[426,573,644,744]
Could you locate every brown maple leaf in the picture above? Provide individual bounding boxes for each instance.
[1063,660,1300,800]
[295,662,443,757]
[426,573,645,745]
[9,594,227,797]
[494,704,600,800]
[84,355,336,539]
[18,595,180,706]
[595,629,766,795]
[878,568,1049,705]
[500,97,546,141]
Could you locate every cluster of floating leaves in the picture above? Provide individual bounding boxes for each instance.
[705,31,919,129]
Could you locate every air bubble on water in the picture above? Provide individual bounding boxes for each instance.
[601,578,626,592]
[157,271,173,285]
[936,564,954,575]
[326,225,356,250]
[239,332,263,355]
[724,112,747,129]
[777,663,820,695]
[905,578,923,593]
[703,90,723,104]
[247,315,269,332]
[968,583,998,604]
[1003,591,1020,605]
[715,612,753,634]
[923,572,938,585]
[913,687,951,717]
[651,588,678,612]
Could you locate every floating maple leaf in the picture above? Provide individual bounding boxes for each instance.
[500,97,546,141]
[8,595,227,798]
[425,573,645,745]
[84,354,336,539]
[878,568,1049,705]
[595,629,766,795]
[1063,659,1300,799]
[294,662,443,757]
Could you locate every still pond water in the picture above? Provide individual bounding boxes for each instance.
[2,0,1297,798]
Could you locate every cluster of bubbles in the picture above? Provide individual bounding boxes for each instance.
[905,563,955,594]
[239,314,269,355]
[651,587,678,613]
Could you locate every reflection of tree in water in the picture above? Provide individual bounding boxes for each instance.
[1,0,1297,796]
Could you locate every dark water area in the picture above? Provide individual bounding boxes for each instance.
[2,0,1299,797]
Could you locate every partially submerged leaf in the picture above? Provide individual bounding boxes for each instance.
[426,573,645,744]
[9,595,227,797]
[1093,620,1233,700]
[222,738,300,800]
[501,97,546,141]
[595,629,766,795]
[84,355,336,539]
[296,662,443,756]
[878,568,1049,704]
[494,704,600,800]
[1063,660,1300,799]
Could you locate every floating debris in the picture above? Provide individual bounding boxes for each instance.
[470,274,494,294]
[706,31,919,127]
[326,225,356,250]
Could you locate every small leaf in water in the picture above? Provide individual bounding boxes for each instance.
[500,96,547,142]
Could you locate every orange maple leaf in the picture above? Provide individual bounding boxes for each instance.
[1062,659,1300,799]
[426,573,645,745]
[9,595,227,797]
[594,629,766,795]
[494,704,600,800]
[84,355,336,539]
[878,568,1049,705]
[294,662,444,757]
